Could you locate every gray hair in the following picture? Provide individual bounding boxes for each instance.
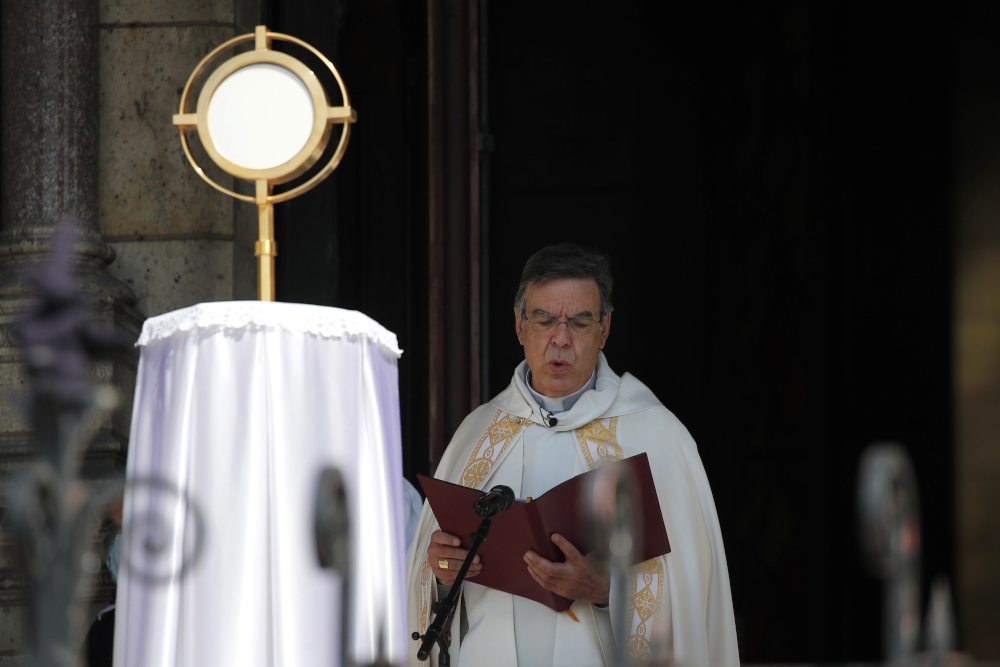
[514,243,614,319]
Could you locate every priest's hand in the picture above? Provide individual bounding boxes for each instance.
[428,530,483,586]
[523,533,610,605]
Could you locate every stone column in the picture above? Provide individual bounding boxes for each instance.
[0,0,136,305]
[0,0,142,472]
[0,0,141,661]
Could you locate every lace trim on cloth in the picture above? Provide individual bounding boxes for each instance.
[135,301,403,359]
[575,417,664,664]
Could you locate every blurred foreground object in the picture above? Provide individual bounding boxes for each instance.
[588,461,642,667]
[858,442,967,665]
[315,466,354,666]
[7,217,133,667]
[858,442,922,663]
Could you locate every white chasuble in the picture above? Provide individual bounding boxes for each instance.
[405,353,740,667]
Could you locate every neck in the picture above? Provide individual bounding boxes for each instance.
[525,369,597,413]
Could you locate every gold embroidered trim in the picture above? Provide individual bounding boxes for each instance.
[574,417,663,664]
[626,557,665,662]
[416,411,527,663]
[419,555,432,634]
[458,410,531,489]
[575,417,623,467]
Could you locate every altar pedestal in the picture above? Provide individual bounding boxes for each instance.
[113,301,407,667]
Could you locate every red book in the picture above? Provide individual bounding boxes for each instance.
[418,453,671,612]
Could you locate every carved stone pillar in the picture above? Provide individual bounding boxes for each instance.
[0,0,141,656]
[0,0,141,466]
[0,0,135,304]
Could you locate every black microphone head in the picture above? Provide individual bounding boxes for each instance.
[549,415,558,426]
[473,484,515,516]
[489,485,514,512]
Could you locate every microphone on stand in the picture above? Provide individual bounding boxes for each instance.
[415,486,511,662]
[473,485,515,517]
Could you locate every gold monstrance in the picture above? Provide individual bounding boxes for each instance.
[173,26,357,301]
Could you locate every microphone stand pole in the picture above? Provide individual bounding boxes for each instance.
[412,515,493,665]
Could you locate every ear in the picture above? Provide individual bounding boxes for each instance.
[515,308,526,345]
[599,312,612,349]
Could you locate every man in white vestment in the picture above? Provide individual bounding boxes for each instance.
[406,244,739,666]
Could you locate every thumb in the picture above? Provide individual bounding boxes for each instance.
[551,533,583,561]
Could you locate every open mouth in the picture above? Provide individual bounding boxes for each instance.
[548,359,569,371]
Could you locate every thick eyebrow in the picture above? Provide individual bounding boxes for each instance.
[529,309,596,319]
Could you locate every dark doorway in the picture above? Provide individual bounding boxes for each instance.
[484,1,955,662]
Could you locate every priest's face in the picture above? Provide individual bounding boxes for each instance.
[515,277,611,398]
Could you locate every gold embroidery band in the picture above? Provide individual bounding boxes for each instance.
[458,410,531,489]
[574,417,663,664]
[575,416,623,467]
[419,556,432,633]
[627,557,665,662]
[417,411,531,654]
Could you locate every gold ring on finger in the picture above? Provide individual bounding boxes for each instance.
[438,558,449,570]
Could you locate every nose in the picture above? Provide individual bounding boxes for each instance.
[550,322,572,345]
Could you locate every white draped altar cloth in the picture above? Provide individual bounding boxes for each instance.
[113,301,407,667]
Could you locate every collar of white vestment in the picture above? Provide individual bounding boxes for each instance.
[491,352,617,431]
[524,368,597,414]
[491,352,665,431]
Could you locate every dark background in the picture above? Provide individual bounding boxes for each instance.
[264,1,963,661]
